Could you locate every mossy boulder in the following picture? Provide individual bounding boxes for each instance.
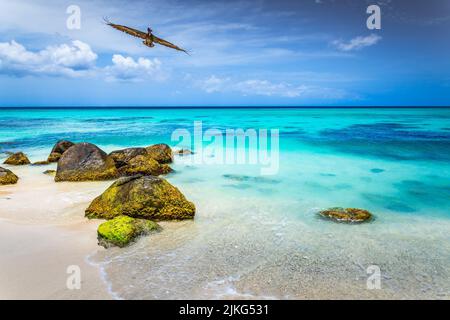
[0,167,19,185]
[109,147,172,177]
[318,207,373,223]
[3,152,30,165]
[146,143,173,164]
[109,148,148,167]
[86,175,195,221]
[55,143,118,182]
[118,155,173,176]
[48,140,75,163]
[97,215,160,248]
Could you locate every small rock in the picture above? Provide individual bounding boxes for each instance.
[97,215,160,248]
[0,166,19,185]
[43,170,56,176]
[3,152,30,165]
[318,207,373,223]
[33,160,50,166]
[175,149,194,156]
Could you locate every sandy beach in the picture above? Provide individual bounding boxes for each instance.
[1,108,449,300]
[0,164,112,300]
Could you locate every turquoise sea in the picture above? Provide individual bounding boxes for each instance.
[1,107,450,299]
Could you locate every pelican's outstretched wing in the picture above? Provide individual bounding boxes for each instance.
[104,18,147,40]
[153,35,190,55]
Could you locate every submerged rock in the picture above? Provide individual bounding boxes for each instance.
[48,140,75,163]
[3,152,31,165]
[0,167,19,185]
[318,207,373,223]
[146,143,173,164]
[97,215,160,248]
[85,175,195,221]
[222,174,281,184]
[55,143,118,182]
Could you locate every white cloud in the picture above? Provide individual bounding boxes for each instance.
[197,75,347,99]
[0,40,97,77]
[198,75,230,93]
[0,40,167,82]
[332,34,382,52]
[104,54,166,82]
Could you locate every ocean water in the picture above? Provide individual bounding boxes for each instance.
[1,107,450,299]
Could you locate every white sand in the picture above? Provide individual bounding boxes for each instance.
[0,164,112,300]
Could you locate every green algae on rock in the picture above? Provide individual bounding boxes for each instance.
[318,207,373,223]
[109,147,172,177]
[0,167,19,185]
[118,155,173,176]
[48,140,75,163]
[97,215,160,248]
[85,175,195,221]
[55,143,118,182]
[3,152,31,165]
[145,143,173,164]
[109,147,148,166]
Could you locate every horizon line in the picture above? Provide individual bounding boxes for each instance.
[1,106,450,109]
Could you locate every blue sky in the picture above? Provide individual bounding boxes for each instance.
[0,0,449,107]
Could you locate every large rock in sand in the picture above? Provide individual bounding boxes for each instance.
[118,155,172,176]
[3,152,30,165]
[0,167,19,185]
[55,143,118,182]
[97,215,160,248]
[109,147,172,177]
[109,148,148,167]
[146,143,173,164]
[48,140,75,163]
[85,175,195,221]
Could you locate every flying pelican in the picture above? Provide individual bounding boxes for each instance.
[104,18,189,55]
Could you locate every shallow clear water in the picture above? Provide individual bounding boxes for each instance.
[1,107,450,299]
